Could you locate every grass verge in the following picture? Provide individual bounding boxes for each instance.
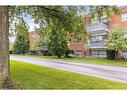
[9,60,127,89]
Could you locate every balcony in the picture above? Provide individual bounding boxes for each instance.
[86,23,109,32]
[87,41,107,49]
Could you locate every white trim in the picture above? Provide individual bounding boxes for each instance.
[88,28,109,32]
[90,32,107,36]
[88,46,107,49]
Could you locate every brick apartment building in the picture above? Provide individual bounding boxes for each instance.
[69,6,127,58]
[29,6,127,58]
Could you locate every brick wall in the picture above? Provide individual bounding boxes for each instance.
[29,31,37,49]
[109,7,127,30]
[69,37,86,57]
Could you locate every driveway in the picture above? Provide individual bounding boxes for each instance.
[10,55,127,83]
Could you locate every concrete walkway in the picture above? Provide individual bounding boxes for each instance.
[10,55,127,83]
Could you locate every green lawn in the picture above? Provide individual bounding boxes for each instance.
[11,54,127,67]
[9,60,127,89]
[64,57,127,67]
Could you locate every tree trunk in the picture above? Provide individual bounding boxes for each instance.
[0,6,10,88]
[116,50,123,60]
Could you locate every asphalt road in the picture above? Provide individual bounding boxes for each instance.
[10,55,127,83]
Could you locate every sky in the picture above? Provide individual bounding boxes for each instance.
[23,14,39,32]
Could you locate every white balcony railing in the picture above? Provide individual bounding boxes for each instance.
[87,41,107,49]
[86,23,109,32]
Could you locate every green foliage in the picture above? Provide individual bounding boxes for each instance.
[48,29,69,58]
[88,6,120,22]
[106,50,116,60]
[30,6,90,58]
[29,6,120,51]
[104,26,127,51]
[26,6,88,43]
[9,6,120,50]
[104,26,127,59]
[9,6,120,40]
[34,14,74,58]
[13,23,29,54]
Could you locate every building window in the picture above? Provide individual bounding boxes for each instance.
[91,36,103,42]
[102,17,107,24]
[91,50,107,57]
[99,51,107,57]
[98,36,103,41]
[121,13,127,22]
[91,51,98,57]
[92,17,107,24]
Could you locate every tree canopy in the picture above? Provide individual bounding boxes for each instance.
[88,6,120,22]
[27,6,120,53]
[104,26,127,60]
[13,23,29,54]
[104,26,127,51]
[9,6,120,42]
[48,28,69,58]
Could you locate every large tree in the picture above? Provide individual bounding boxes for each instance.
[104,26,127,60]
[48,28,69,58]
[0,6,120,88]
[13,23,29,54]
